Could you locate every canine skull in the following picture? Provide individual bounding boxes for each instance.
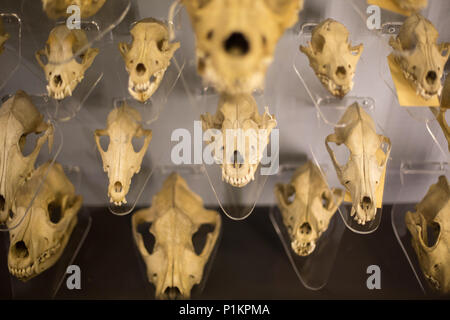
[275,161,344,256]
[0,18,10,55]
[300,19,363,98]
[0,91,54,224]
[132,173,221,300]
[94,103,152,206]
[405,175,450,294]
[36,25,99,100]
[389,14,450,100]
[201,93,277,187]
[182,0,303,94]
[325,103,391,225]
[42,0,106,19]
[393,0,428,12]
[119,18,180,103]
[7,162,82,281]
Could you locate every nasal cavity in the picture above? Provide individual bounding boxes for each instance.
[232,150,244,168]
[53,75,62,87]
[114,181,123,193]
[136,63,146,76]
[224,32,250,56]
[299,222,312,235]
[13,241,29,259]
[164,287,181,300]
[336,66,347,78]
[426,71,437,85]
[0,195,4,211]
[361,196,372,210]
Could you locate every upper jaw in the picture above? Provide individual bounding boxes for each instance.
[222,165,256,187]
[317,73,351,97]
[128,70,164,102]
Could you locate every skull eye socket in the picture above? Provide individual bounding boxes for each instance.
[48,200,62,224]
[192,223,216,255]
[132,136,146,153]
[137,222,156,254]
[321,191,330,209]
[19,132,45,157]
[286,185,295,204]
[425,222,440,247]
[99,135,110,152]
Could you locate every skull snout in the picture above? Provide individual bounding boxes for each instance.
[11,241,29,259]
[163,286,182,300]
[136,63,146,76]
[426,70,437,85]
[53,74,63,87]
[113,181,123,193]
[223,32,250,57]
[361,196,372,211]
[299,222,312,235]
[231,150,244,168]
[335,66,347,79]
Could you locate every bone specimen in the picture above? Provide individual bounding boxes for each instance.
[119,18,180,103]
[0,18,10,55]
[201,93,277,187]
[182,0,303,94]
[275,161,344,256]
[300,19,363,98]
[36,25,99,100]
[325,103,391,225]
[430,75,450,152]
[132,173,221,300]
[405,175,450,294]
[389,14,450,100]
[94,103,152,206]
[393,0,428,12]
[42,0,106,19]
[0,91,54,224]
[7,162,82,281]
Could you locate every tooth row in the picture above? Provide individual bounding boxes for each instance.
[222,171,255,187]
[110,197,127,206]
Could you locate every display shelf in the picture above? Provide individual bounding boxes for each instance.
[391,161,449,296]
[0,13,21,92]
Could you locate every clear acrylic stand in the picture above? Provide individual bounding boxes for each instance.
[0,13,21,92]
[391,161,449,296]
[131,165,221,299]
[0,93,63,232]
[269,161,345,290]
[20,0,131,66]
[6,165,91,299]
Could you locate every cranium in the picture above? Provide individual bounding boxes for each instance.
[182,0,303,94]
[41,0,106,19]
[325,103,391,225]
[7,162,82,281]
[36,25,99,100]
[405,175,450,294]
[94,103,152,205]
[389,14,450,100]
[0,18,10,55]
[393,0,428,12]
[0,91,54,224]
[119,18,180,103]
[300,19,363,98]
[201,93,277,187]
[275,161,344,256]
[430,75,450,151]
[132,173,221,300]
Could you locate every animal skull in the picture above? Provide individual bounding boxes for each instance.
[275,161,344,256]
[393,0,428,12]
[201,93,277,187]
[119,18,180,103]
[0,17,10,55]
[182,0,303,94]
[405,175,450,294]
[7,162,82,281]
[325,103,391,225]
[132,173,221,300]
[94,103,152,206]
[300,19,363,98]
[41,0,106,19]
[36,25,99,100]
[389,14,450,100]
[0,91,54,224]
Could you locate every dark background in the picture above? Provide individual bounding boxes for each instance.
[0,205,430,299]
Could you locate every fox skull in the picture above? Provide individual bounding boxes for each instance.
[0,91,54,224]
[94,103,152,206]
[325,103,391,225]
[201,93,277,187]
[119,19,179,103]
[182,0,303,94]
[36,25,99,100]
[132,173,221,299]
[300,19,363,98]
[389,14,450,100]
[7,162,82,281]
[405,175,450,294]
[275,161,344,256]
[41,0,106,19]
